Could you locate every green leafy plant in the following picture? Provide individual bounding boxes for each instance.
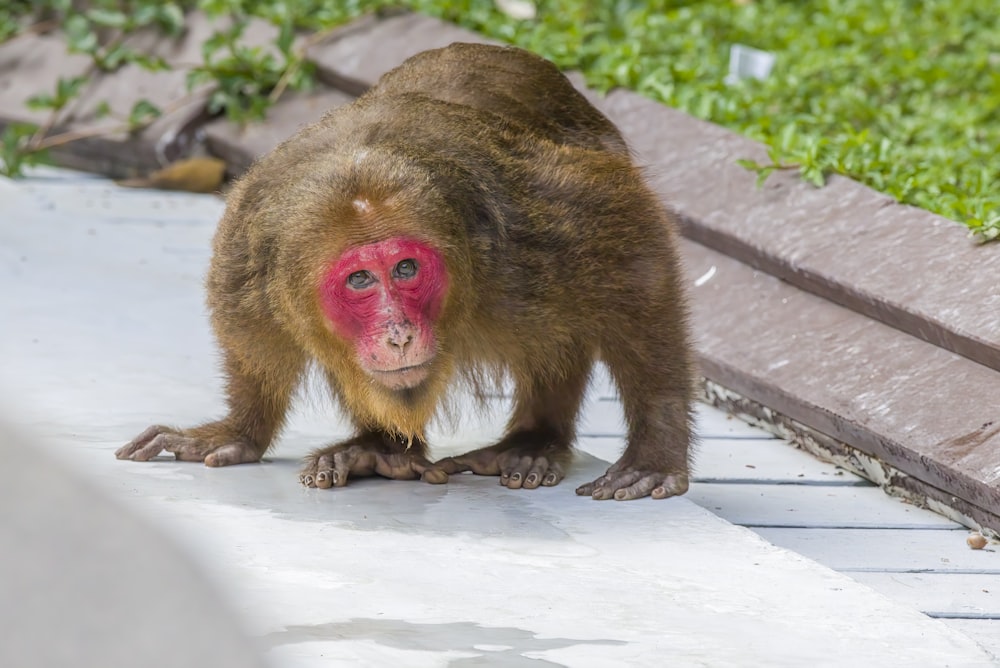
[1,0,997,240]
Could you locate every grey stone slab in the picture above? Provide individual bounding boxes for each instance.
[0,14,297,177]
[204,87,356,175]
[0,31,93,126]
[308,12,500,94]
[597,89,1000,373]
[681,237,1000,529]
[0,32,210,176]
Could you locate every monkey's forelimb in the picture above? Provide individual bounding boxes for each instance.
[115,423,263,466]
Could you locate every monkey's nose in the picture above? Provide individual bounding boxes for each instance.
[387,331,414,353]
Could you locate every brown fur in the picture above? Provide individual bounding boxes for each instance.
[117,43,695,500]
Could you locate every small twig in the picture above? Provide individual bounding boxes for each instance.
[2,18,59,43]
[29,88,203,152]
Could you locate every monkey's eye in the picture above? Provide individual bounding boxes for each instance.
[347,270,375,289]
[393,259,418,279]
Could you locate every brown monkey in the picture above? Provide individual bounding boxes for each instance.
[116,43,695,501]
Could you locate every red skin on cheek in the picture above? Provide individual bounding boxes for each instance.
[318,238,448,371]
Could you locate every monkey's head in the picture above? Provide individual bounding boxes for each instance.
[318,233,449,391]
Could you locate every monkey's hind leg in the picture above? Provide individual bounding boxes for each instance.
[576,305,695,501]
[436,365,589,490]
[300,431,448,489]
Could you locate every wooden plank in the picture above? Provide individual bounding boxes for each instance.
[942,620,1000,659]
[849,572,1000,615]
[599,87,1000,373]
[755,527,1000,572]
[682,239,1000,531]
[689,484,956,529]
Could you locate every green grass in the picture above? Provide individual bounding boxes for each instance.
[408,0,1000,239]
[4,0,998,238]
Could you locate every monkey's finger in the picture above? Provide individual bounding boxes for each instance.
[124,433,173,461]
[204,442,261,467]
[115,425,174,459]
[590,470,644,501]
[613,475,661,501]
[520,458,550,489]
[459,451,503,476]
[502,455,535,489]
[541,461,565,487]
[371,453,420,481]
[158,434,217,462]
[407,457,448,484]
[333,449,377,486]
[434,456,470,474]
[651,474,689,500]
[313,452,337,489]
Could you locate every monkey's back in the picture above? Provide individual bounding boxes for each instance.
[216,43,684,366]
[371,43,629,157]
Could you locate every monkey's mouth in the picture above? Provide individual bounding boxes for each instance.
[369,362,433,390]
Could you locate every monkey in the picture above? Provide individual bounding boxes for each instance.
[116,42,695,501]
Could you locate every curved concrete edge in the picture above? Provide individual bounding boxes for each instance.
[0,420,269,668]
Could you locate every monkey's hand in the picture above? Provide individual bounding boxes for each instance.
[436,442,567,490]
[576,460,689,501]
[299,436,448,489]
[116,424,263,466]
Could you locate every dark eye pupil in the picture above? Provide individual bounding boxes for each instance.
[395,259,417,278]
[348,271,372,288]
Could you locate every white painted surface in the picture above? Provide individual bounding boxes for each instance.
[687,483,959,528]
[1,168,997,666]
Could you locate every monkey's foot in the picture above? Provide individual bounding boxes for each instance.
[115,425,262,467]
[436,445,567,490]
[576,463,689,501]
[299,443,448,489]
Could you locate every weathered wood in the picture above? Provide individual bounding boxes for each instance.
[682,239,1000,531]
[592,89,1000,375]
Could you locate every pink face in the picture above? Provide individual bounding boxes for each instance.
[318,237,448,390]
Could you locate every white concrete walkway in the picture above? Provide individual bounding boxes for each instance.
[1,169,995,667]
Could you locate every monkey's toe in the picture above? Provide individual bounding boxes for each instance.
[500,455,563,490]
[419,468,449,484]
[116,424,179,461]
[440,447,565,490]
[302,441,444,489]
[578,468,688,501]
[204,442,262,467]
